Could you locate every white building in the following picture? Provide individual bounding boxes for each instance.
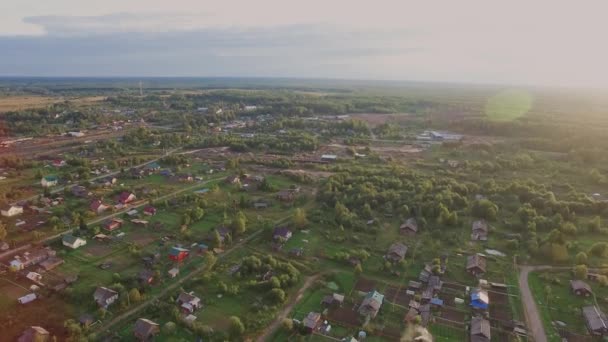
[62,234,87,249]
[41,176,58,188]
[1,205,23,217]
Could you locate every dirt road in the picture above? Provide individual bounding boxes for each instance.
[95,213,295,336]
[255,273,322,342]
[95,227,264,334]
[519,265,551,342]
[519,264,604,342]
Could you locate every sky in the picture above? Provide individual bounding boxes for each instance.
[1,0,607,87]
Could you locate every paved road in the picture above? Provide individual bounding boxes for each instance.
[256,273,322,342]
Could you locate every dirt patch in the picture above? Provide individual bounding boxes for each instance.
[0,280,29,300]
[488,291,509,305]
[83,242,114,258]
[385,286,412,306]
[354,278,377,293]
[327,307,361,326]
[125,234,156,246]
[490,304,513,323]
[442,281,467,293]
[441,306,467,321]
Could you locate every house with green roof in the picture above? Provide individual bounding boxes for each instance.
[62,234,87,249]
[358,290,384,318]
[41,175,59,188]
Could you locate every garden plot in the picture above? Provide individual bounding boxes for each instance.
[353,278,377,293]
[384,285,412,307]
[327,307,361,327]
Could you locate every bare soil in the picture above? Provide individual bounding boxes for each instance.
[353,278,377,293]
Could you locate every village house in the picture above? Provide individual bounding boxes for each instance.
[18,293,37,304]
[176,173,194,182]
[428,275,443,292]
[71,185,90,198]
[94,286,119,308]
[583,305,608,336]
[321,293,345,307]
[276,189,296,202]
[571,280,593,297]
[143,206,157,216]
[470,288,490,310]
[216,226,232,243]
[18,326,50,342]
[41,175,58,188]
[168,267,179,278]
[103,218,123,231]
[400,218,418,235]
[419,264,432,283]
[273,226,293,242]
[52,159,66,167]
[254,201,269,209]
[303,312,322,333]
[386,242,408,262]
[130,168,145,179]
[134,318,160,341]
[176,292,201,313]
[471,220,489,241]
[290,247,304,257]
[144,162,161,172]
[359,290,384,318]
[138,269,155,284]
[225,175,240,184]
[97,176,117,187]
[40,256,64,271]
[466,254,487,276]
[321,154,338,162]
[62,234,87,249]
[1,204,23,217]
[118,191,137,205]
[90,200,110,215]
[169,247,190,262]
[470,316,491,342]
[9,247,56,271]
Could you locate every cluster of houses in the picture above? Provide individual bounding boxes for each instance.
[568,278,608,336]
[91,285,202,340]
[4,246,68,305]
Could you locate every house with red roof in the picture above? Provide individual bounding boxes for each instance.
[90,200,110,215]
[103,218,124,231]
[143,206,157,216]
[52,159,66,167]
[169,247,190,262]
[118,192,136,205]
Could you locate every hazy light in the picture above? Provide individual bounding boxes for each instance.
[485,90,533,121]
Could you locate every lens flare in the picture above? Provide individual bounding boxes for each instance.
[485,89,533,121]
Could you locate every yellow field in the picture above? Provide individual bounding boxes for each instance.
[0,95,106,113]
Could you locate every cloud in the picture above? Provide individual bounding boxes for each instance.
[22,12,211,36]
[2,4,608,87]
[0,24,424,78]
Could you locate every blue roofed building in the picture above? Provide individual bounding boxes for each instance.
[470,288,489,310]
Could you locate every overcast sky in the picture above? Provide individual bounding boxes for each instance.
[1,0,607,87]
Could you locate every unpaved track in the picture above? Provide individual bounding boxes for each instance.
[519,265,551,342]
[256,273,322,342]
